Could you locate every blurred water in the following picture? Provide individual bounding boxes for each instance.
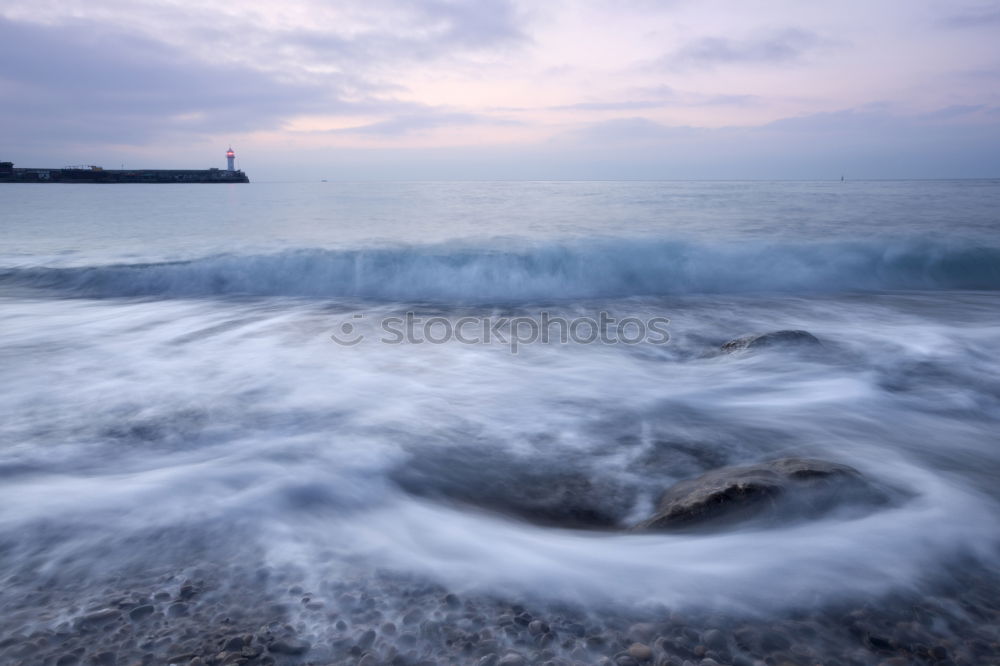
[1,180,999,623]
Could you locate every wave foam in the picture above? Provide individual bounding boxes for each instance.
[3,238,999,301]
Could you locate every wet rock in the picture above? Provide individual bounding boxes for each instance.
[268,638,311,655]
[167,602,189,617]
[390,448,635,529]
[128,605,155,622]
[74,608,121,631]
[635,457,886,531]
[357,629,376,649]
[701,629,725,650]
[498,652,526,666]
[528,620,549,636]
[721,330,822,354]
[221,636,244,652]
[91,651,117,666]
[627,642,653,661]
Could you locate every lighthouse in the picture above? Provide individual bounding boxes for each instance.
[226,146,236,172]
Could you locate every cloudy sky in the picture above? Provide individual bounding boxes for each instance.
[2,0,999,179]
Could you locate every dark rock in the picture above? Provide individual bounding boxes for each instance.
[74,609,121,630]
[721,330,822,354]
[390,447,635,529]
[91,651,116,666]
[701,630,725,650]
[357,629,376,649]
[222,636,244,652]
[128,605,155,622]
[864,633,893,653]
[269,638,311,655]
[635,457,887,531]
[167,602,189,617]
[528,620,549,636]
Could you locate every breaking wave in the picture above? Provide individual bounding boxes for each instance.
[3,238,999,301]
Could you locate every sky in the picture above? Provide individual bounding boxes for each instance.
[2,0,999,180]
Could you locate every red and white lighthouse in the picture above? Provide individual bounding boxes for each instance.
[226,146,236,172]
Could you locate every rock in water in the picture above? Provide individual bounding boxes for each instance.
[634,458,886,531]
[721,330,821,354]
[391,447,635,529]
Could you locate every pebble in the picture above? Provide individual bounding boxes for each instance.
[269,638,311,655]
[627,642,653,662]
[128,605,155,622]
[701,629,725,650]
[166,603,189,618]
[75,609,121,630]
[357,628,376,649]
[528,620,549,635]
[498,653,526,666]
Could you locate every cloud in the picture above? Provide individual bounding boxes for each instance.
[558,117,699,144]
[550,100,671,112]
[0,17,349,146]
[329,111,517,136]
[0,1,530,148]
[660,28,822,70]
[273,0,527,67]
[940,5,1000,28]
[550,86,760,113]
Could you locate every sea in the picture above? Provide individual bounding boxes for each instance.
[1,180,1000,664]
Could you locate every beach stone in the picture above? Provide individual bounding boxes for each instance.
[128,605,155,622]
[701,630,725,650]
[635,457,885,531]
[75,609,121,630]
[498,653,526,666]
[628,642,653,661]
[721,330,821,354]
[528,620,549,636]
[357,629,376,649]
[269,638,311,655]
[222,636,244,652]
[167,602,189,617]
[391,448,635,529]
